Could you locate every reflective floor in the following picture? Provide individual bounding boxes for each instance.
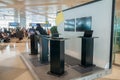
[114,52,120,66]
[97,65,120,80]
[0,38,34,80]
[0,38,120,80]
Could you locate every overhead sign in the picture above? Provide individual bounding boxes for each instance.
[55,11,64,26]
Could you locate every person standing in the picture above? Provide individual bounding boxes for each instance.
[36,24,47,35]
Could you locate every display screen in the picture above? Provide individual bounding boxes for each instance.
[44,24,51,27]
[76,16,92,31]
[64,19,75,31]
[9,22,19,26]
[29,23,37,27]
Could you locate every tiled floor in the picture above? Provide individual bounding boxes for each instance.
[0,38,120,80]
[0,38,34,80]
[97,65,120,80]
[114,53,120,66]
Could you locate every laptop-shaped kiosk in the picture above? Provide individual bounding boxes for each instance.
[84,30,93,37]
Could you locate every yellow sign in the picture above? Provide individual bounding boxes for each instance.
[55,11,64,26]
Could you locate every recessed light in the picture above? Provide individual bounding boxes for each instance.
[17,0,24,1]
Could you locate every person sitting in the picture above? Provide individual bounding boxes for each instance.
[1,32,10,42]
[16,29,24,43]
[11,30,16,38]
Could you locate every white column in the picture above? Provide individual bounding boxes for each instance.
[19,10,26,28]
[14,9,19,27]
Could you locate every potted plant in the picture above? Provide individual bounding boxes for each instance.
[50,26,59,37]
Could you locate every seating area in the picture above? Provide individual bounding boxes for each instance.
[0,28,28,43]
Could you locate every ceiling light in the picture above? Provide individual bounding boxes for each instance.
[17,0,24,1]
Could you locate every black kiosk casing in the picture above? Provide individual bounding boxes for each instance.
[48,37,67,75]
[81,37,94,67]
[30,34,38,55]
[39,35,49,63]
[80,30,97,67]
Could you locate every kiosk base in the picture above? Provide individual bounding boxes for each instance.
[47,71,67,77]
[79,64,96,68]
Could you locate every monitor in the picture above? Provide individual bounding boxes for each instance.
[64,19,75,31]
[29,23,37,27]
[9,22,19,26]
[84,30,93,37]
[76,16,92,31]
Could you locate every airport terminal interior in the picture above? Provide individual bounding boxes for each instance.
[0,0,120,80]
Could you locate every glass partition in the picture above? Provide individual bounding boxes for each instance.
[113,13,120,65]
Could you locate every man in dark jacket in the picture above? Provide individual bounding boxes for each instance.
[36,24,47,35]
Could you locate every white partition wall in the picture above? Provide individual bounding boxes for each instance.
[58,0,115,68]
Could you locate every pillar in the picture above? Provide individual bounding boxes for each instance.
[19,10,26,27]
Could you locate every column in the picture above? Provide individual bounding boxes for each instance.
[14,9,19,27]
[19,10,26,27]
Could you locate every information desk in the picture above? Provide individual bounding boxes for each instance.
[78,37,98,67]
[30,34,38,55]
[47,37,68,75]
[39,35,49,63]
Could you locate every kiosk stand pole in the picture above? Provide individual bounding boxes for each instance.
[50,39,65,75]
[81,37,94,67]
[30,34,38,55]
[39,36,49,63]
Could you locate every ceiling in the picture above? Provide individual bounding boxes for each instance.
[0,0,92,20]
[0,0,120,20]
